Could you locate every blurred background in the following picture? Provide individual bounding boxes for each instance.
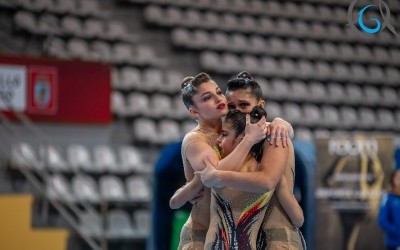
[0,0,399,250]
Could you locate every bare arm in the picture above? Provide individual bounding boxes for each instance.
[169,175,204,209]
[200,141,289,193]
[169,118,266,209]
[276,176,304,227]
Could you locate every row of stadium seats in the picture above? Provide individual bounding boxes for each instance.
[1,0,105,18]
[46,174,151,203]
[15,11,135,42]
[126,104,400,144]
[112,92,189,119]
[145,5,399,45]
[172,28,400,66]
[112,67,183,93]
[259,79,400,107]
[46,38,163,66]
[267,102,400,130]
[132,118,195,144]
[128,0,400,19]
[79,209,150,239]
[11,143,150,174]
[201,51,400,85]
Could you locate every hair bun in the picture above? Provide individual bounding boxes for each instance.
[181,76,194,89]
[237,71,253,80]
[250,106,267,121]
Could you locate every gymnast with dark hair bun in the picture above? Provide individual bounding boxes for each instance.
[170,72,298,249]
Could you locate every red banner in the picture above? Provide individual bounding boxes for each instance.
[0,54,111,124]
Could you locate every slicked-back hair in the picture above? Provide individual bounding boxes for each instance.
[226,71,263,101]
[181,72,213,109]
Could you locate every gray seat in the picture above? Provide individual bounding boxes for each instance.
[126,176,151,202]
[373,47,390,64]
[381,87,398,107]
[11,142,44,171]
[271,79,290,99]
[315,61,331,80]
[191,29,209,49]
[280,58,297,78]
[92,41,112,62]
[142,68,163,91]
[132,118,158,143]
[119,146,147,174]
[107,210,135,239]
[389,48,400,64]
[72,175,100,203]
[185,9,202,28]
[326,83,345,104]
[61,16,83,37]
[231,33,248,52]
[221,13,238,30]
[220,53,241,73]
[350,64,368,83]
[344,85,363,105]
[363,86,381,105]
[309,81,327,103]
[321,42,337,60]
[340,107,358,128]
[355,45,373,63]
[240,15,257,32]
[358,108,376,129]
[269,37,285,56]
[46,175,75,202]
[133,210,151,237]
[302,104,321,126]
[294,20,310,38]
[283,103,303,125]
[14,11,37,34]
[265,102,282,120]
[144,5,163,24]
[79,211,103,237]
[172,28,191,47]
[93,145,117,172]
[338,44,355,61]
[290,80,308,101]
[67,39,91,60]
[321,106,340,128]
[126,92,149,116]
[119,67,141,90]
[41,144,69,172]
[286,39,303,57]
[261,57,278,77]
[149,94,172,118]
[377,109,396,129]
[297,60,314,80]
[385,67,400,85]
[67,144,92,172]
[332,63,350,82]
[305,40,322,59]
[112,43,134,64]
[200,51,220,71]
[258,17,274,34]
[367,65,385,85]
[158,120,181,143]
[242,55,262,75]
[295,128,313,142]
[111,91,126,116]
[100,175,126,202]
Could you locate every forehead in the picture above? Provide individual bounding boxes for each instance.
[226,89,257,102]
[196,81,219,92]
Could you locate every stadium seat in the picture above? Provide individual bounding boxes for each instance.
[339,106,358,128]
[40,144,69,172]
[100,175,126,202]
[265,101,282,120]
[344,84,363,105]
[126,176,151,202]
[93,145,117,172]
[67,144,93,172]
[149,94,172,118]
[381,87,398,107]
[11,142,44,171]
[119,67,141,90]
[79,211,103,237]
[126,92,149,116]
[46,175,75,202]
[158,120,182,143]
[302,104,321,126]
[133,118,158,143]
[308,81,327,103]
[358,108,376,129]
[106,210,136,238]
[133,209,151,237]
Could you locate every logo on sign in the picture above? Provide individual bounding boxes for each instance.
[347,0,398,35]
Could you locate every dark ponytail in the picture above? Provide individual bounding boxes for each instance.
[224,106,267,162]
[181,72,213,109]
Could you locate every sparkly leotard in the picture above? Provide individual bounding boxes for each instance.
[204,154,275,250]
[261,141,306,250]
[178,127,219,250]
